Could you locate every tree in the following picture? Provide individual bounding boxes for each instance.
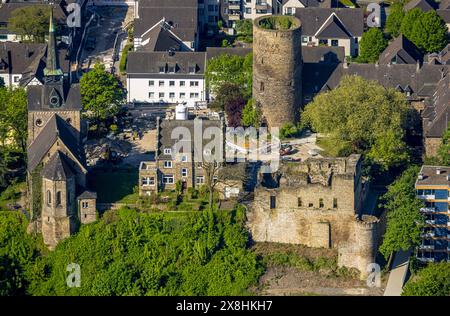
[358,28,388,63]
[235,19,253,36]
[80,64,126,126]
[301,75,410,170]
[205,53,252,99]
[210,83,243,111]
[402,262,450,296]
[385,2,405,38]
[400,9,447,53]
[241,99,262,128]
[379,166,425,261]
[0,88,28,153]
[437,127,450,165]
[225,96,246,128]
[8,6,50,43]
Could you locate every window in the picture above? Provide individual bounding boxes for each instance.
[190,92,199,98]
[13,76,19,83]
[169,92,175,98]
[82,201,89,209]
[181,155,188,162]
[196,176,204,184]
[148,80,154,86]
[319,39,328,46]
[180,81,185,87]
[331,39,338,47]
[159,80,164,87]
[333,198,338,208]
[35,119,43,127]
[169,81,175,86]
[181,168,188,177]
[164,161,172,168]
[302,36,308,43]
[164,148,172,155]
[163,175,174,184]
[188,65,196,73]
[297,197,302,207]
[270,196,276,209]
[168,65,175,73]
[159,92,165,98]
[149,92,154,98]
[319,198,324,208]
[56,191,62,206]
[142,177,155,186]
[180,92,186,99]
[47,190,52,206]
[190,81,199,87]
[308,203,313,208]
[159,65,166,73]
[260,82,264,92]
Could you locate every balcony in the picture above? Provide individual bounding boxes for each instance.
[425,219,436,225]
[421,232,435,238]
[420,207,436,213]
[229,4,241,10]
[255,2,269,10]
[417,257,435,263]
[419,244,435,250]
[228,13,241,21]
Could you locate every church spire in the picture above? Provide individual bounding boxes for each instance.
[44,8,63,77]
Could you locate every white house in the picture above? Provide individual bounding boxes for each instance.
[126,51,207,106]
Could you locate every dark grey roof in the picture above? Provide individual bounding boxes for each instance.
[41,151,75,180]
[302,46,344,63]
[27,114,84,172]
[440,0,450,9]
[403,0,436,12]
[77,191,97,200]
[206,47,252,60]
[139,22,184,52]
[422,74,449,137]
[378,35,423,65]
[27,81,81,111]
[294,8,364,37]
[437,9,450,23]
[416,165,450,186]
[127,51,206,75]
[315,13,352,39]
[158,118,223,159]
[134,3,197,43]
[303,61,450,99]
[0,42,45,75]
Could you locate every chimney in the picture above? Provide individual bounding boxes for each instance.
[418,173,424,180]
[436,168,441,175]
[343,56,349,69]
[416,60,421,73]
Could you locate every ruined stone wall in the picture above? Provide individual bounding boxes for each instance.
[252,16,303,128]
[424,137,442,158]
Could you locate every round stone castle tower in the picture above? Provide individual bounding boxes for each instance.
[252,15,303,128]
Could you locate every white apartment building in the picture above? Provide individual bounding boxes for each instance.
[243,0,280,20]
[126,51,207,107]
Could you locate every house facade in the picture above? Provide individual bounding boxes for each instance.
[126,51,206,106]
[415,166,450,262]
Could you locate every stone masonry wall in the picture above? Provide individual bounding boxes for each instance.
[252,16,303,128]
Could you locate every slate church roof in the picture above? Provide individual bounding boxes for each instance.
[41,151,75,181]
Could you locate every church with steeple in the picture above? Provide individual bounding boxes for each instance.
[27,10,96,250]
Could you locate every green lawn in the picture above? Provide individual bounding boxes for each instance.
[0,182,26,211]
[316,137,352,157]
[88,168,138,203]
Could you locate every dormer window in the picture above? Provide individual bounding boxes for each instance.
[188,64,196,74]
[164,148,172,155]
[158,64,166,73]
[168,63,176,73]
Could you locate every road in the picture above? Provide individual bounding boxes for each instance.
[384,249,412,296]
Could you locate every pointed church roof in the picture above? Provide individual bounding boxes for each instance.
[378,34,423,65]
[41,151,75,180]
[27,114,85,173]
[43,9,63,77]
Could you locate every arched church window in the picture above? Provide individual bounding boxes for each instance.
[47,190,52,206]
[56,191,62,206]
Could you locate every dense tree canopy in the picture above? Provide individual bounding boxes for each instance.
[0,207,263,296]
[241,99,262,128]
[385,2,405,38]
[0,87,28,153]
[80,64,126,125]
[205,53,253,99]
[400,9,448,53]
[301,75,410,170]
[8,6,50,43]
[379,166,425,259]
[403,262,450,296]
[358,28,388,63]
[437,127,450,165]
